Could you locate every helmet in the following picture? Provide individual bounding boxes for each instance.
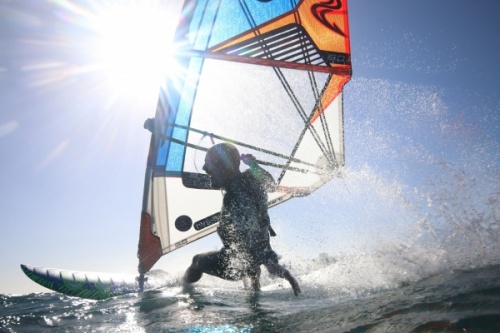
[206,143,240,171]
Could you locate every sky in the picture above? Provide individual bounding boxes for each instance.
[0,0,499,295]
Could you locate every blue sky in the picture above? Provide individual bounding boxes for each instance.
[1,1,498,295]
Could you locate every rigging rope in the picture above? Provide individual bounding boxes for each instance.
[236,0,338,183]
[161,122,327,174]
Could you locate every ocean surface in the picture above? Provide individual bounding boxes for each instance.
[2,264,500,333]
[2,55,499,332]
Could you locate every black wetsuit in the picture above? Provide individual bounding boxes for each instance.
[196,170,278,281]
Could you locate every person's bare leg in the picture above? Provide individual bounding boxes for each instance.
[182,255,203,285]
[243,266,261,292]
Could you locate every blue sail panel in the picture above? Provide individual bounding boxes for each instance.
[191,0,295,49]
[153,56,204,175]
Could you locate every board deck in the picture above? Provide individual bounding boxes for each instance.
[21,264,159,300]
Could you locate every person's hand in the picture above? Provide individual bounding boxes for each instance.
[284,271,302,296]
[241,154,258,167]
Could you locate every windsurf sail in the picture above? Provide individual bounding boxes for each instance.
[137,0,352,285]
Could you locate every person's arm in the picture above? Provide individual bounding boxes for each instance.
[241,154,276,191]
[265,261,301,296]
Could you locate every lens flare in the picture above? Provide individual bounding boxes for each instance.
[91,2,178,97]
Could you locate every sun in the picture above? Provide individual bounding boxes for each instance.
[90,1,180,101]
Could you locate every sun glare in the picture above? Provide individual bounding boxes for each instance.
[91,2,178,99]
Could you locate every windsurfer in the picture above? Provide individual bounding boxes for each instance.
[182,143,301,296]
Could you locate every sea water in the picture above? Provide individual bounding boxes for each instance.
[3,78,499,332]
[1,264,500,332]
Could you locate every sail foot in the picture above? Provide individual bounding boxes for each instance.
[137,212,163,275]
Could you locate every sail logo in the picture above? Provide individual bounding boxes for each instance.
[321,51,348,64]
[311,0,347,37]
[175,239,188,248]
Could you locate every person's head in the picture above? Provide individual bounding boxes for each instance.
[203,143,240,188]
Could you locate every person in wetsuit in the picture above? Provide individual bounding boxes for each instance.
[182,143,301,296]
